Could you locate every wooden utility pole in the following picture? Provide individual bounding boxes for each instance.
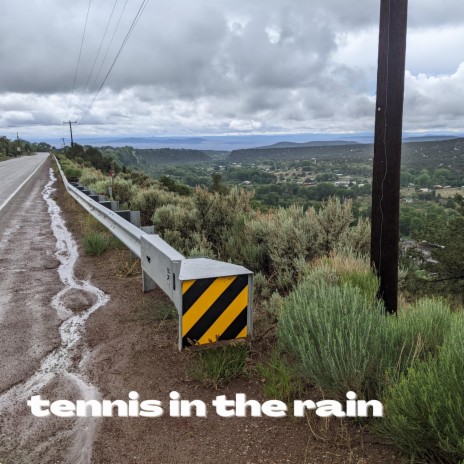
[63,121,77,147]
[16,132,21,156]
[371,0,408,314]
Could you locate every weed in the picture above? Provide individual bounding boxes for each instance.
[255,350,302,405]
[190,343,249,389]
[83,232,110,256]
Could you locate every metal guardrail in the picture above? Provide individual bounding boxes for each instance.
[55,157,253,350]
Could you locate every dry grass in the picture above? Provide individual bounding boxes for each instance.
[304,412,372,464]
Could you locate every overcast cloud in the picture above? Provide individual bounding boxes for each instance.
[0,0,463,139]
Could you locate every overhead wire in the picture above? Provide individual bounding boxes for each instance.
[80,0,150,123]
[72,0,120,120]
[67,0,93,119]
[77,0,130,118]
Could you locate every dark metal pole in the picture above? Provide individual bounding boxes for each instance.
[371,0,408,314]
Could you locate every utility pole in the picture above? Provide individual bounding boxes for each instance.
[63,121,77,147]
[16,132,21,156]
[62,138,66,148]
[370,0,408,314]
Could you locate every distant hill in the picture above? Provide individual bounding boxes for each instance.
[403,135,460,143]
[228,137,464,168]
[136,148,211,164]
[100,146,211,166]
[106,137,207,146]
[228,144,372,163]
[402,137,464,171]
[255,140,359,149]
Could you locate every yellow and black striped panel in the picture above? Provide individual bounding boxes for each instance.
[181,274,248,347]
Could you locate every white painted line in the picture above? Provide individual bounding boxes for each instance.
[0,154,50,212]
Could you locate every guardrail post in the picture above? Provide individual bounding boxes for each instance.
[142,271,157,292]
[141,225,155,234]
[130,211,141,228]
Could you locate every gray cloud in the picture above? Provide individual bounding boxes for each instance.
[0,0,463,137]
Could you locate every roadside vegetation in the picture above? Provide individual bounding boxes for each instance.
[55,142,464,463]
[0,135,34,159]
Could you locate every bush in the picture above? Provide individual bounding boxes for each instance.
[83,232,110,256]
[132,187,181,226]
[225,198,367,294]
[386,298,453,376]
[279,278,388,398]
[152,202,209,255]
[194,186,253,258]
[79,168,104,187]
[377,315,464,463]
[278,254,455,399]
[63,166,82,180]
[86,177,138,206]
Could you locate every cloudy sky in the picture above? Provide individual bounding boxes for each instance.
[1,0,463,140]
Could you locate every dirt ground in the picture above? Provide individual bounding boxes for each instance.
[56,173,404,464]
[0,162,405,463]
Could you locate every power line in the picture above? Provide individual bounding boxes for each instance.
[77,0,130,119]
[67,0,93,119]
[73,0,119,119]
[80,0,150,123]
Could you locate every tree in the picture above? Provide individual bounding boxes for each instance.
[209,173,228,195]
[405,197,464,301]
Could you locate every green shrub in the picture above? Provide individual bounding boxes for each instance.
[194,186,253,258]
[377,315,464,463]
[190,344,249,388]
[386,298,453,378]
[308,197,356,253]
[83,232,110,256]
[79,168,104,187]
[63,166,82,179]
[232,205,318,292]
[278,256,455,400]
[152,202,205,255]
[132,187,181,226]
[279,279,388,398]
[225,198,367,294]
[86,178,111,196]
[86,177,138,206]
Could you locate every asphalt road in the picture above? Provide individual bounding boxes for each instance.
[0,153,49,212]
